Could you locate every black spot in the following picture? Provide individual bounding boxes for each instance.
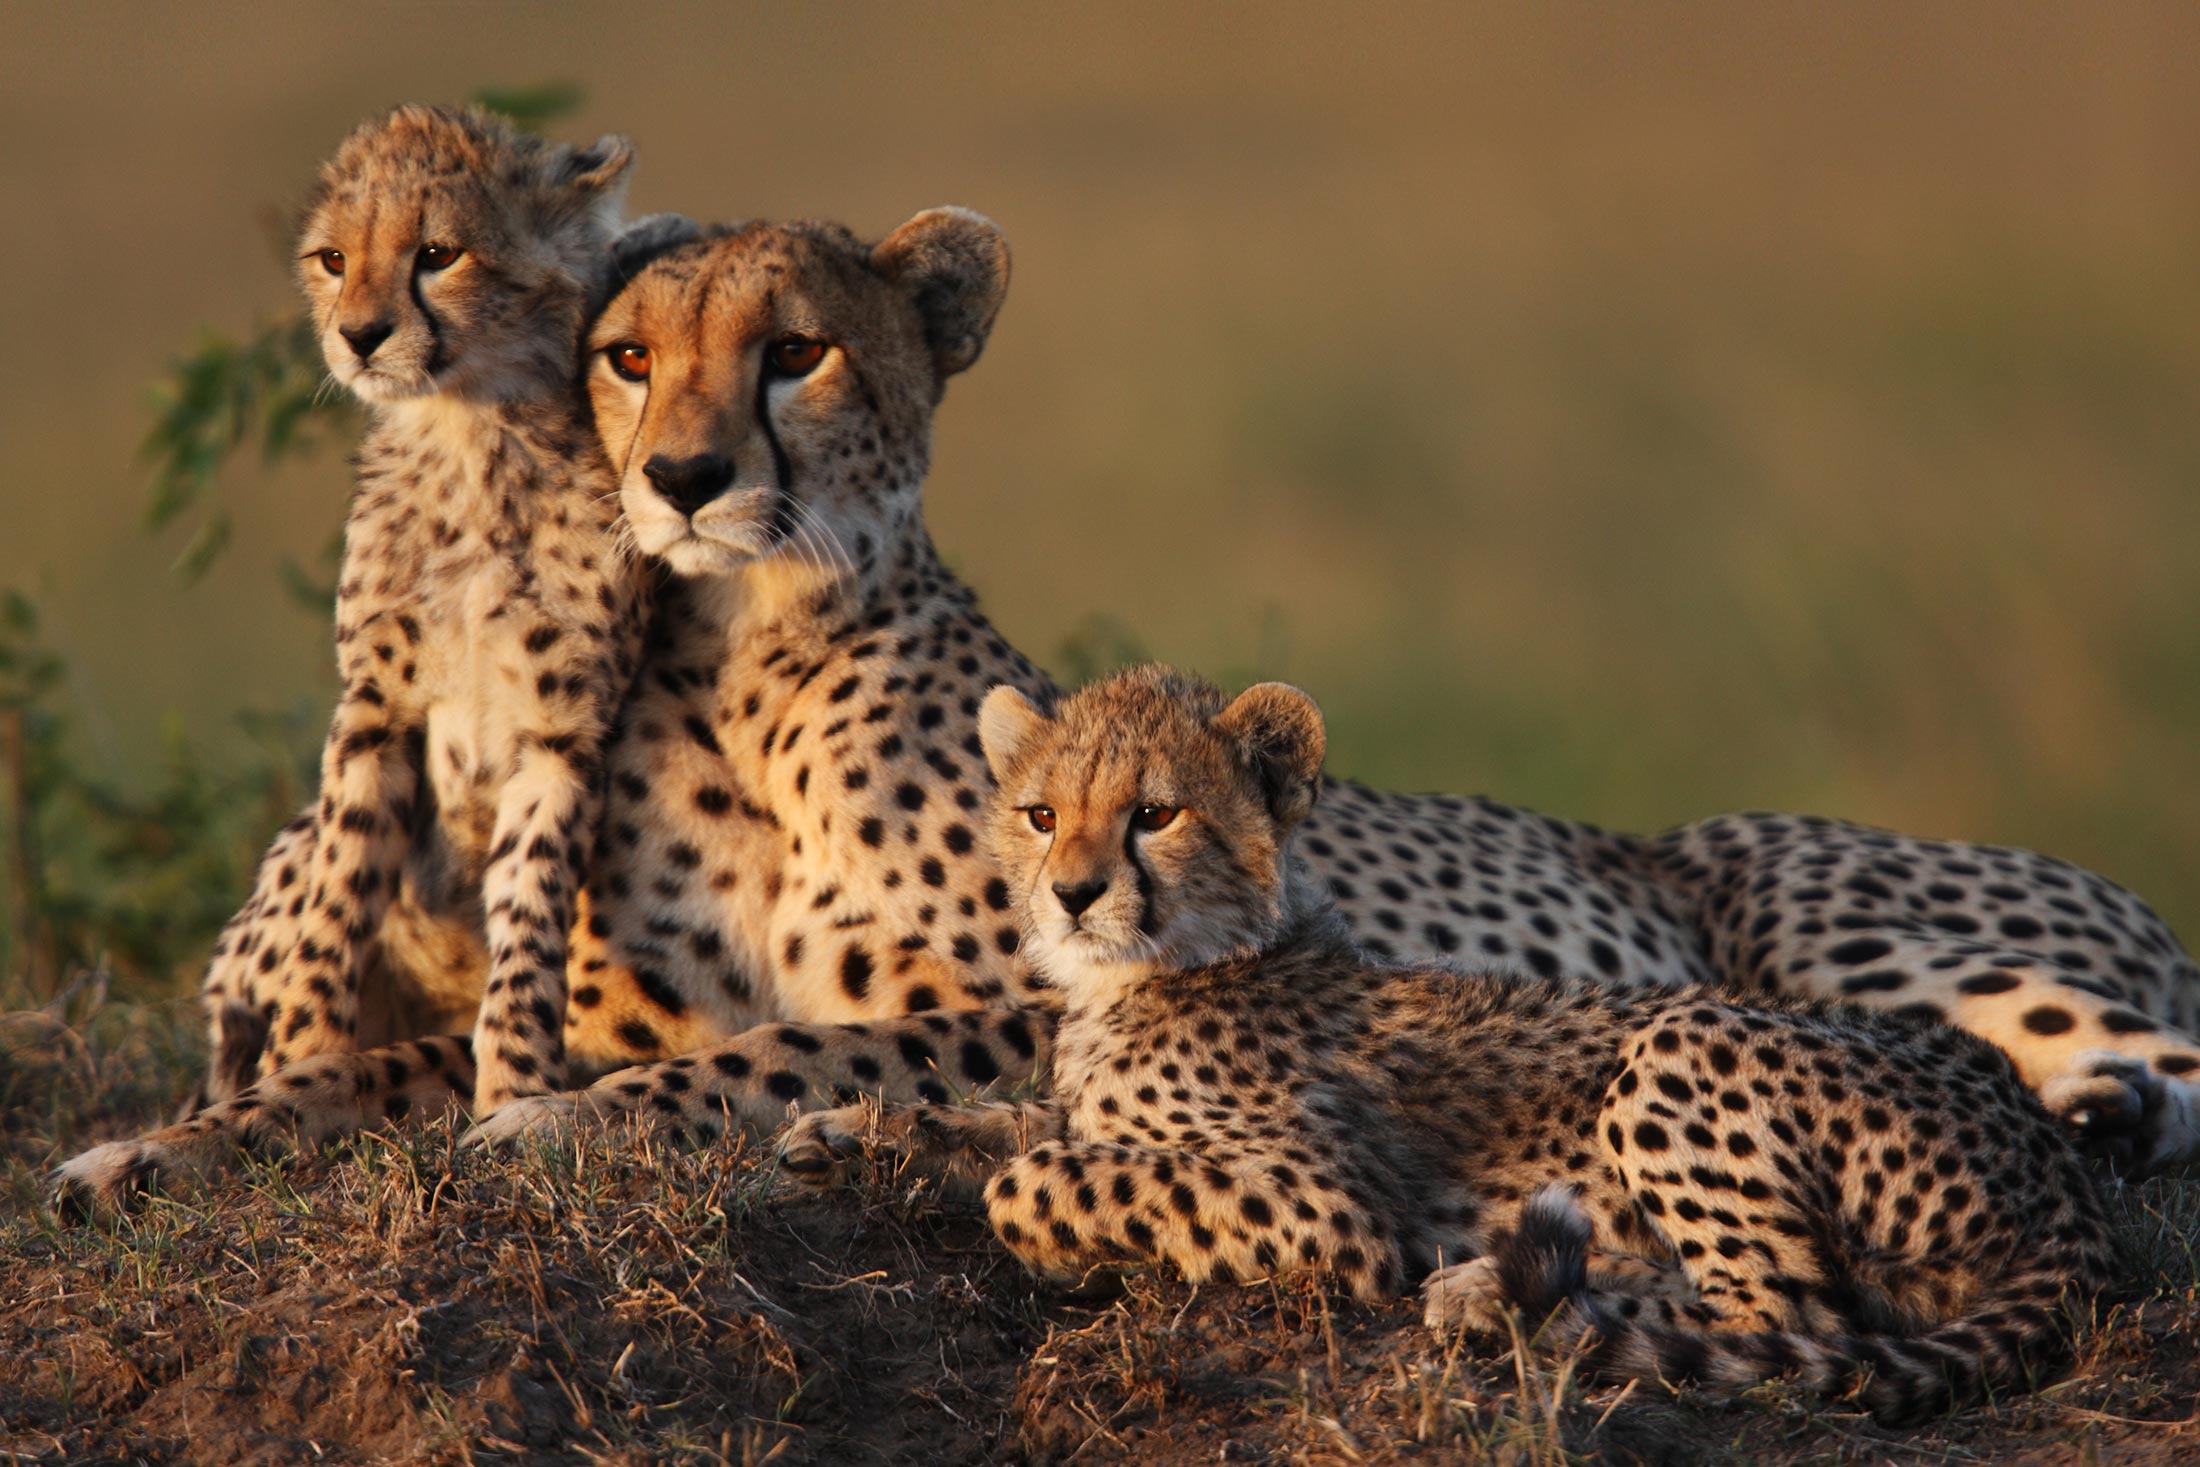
[840,946,874,999]
[635,967,690,1016]
[2021,1006,2075,1036]
[960,1042,1001,1085]
[1826,937,1895,965]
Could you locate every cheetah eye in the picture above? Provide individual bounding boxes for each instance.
[606,343,652,382]
[767,336,827,379]
[1131,805,1180,832]
[1026,806,1057,834]
[418,244,464,272]
[313,249,345,277]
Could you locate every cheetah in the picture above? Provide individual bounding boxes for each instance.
[53,106,673,1209]
[462,210,2199,1175]
[781,665,2118,1424]
[60,202,2200,1210]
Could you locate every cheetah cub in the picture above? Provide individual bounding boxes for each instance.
[56,106,665,1210]
[784,664,2117,1423]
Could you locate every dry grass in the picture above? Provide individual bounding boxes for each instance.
[3,997,2198,1465]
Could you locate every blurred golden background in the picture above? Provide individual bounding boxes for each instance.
[3,0,2197,981]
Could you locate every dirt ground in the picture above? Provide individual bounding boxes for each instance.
[3,1005,2199,1466]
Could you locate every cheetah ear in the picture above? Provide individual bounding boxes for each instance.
[979,685,1050,783]
[1214,683,1326,828]
[557,133,636,194]
[872,207,1011,380]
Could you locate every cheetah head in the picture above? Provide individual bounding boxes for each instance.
[979,665,1327,1008]
[297,104,633,405]
[586,209,1009,581]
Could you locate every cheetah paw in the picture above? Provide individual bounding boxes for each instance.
[1422,1256,1511,1335]
[51,1140,167,1220]
[460,1093,584,1149]
[776,1103,876,1184]
[2042,1050,2198,1175]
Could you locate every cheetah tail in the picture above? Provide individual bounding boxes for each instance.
[1494,1184,1594,1325]
[1493,1187,2086,1427]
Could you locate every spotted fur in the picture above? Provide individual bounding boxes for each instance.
[54,106,655,1211]
[788,666,2118,1425]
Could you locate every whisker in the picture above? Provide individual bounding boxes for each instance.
[789,499,854,575]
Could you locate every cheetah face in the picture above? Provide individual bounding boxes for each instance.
[978,666,1327,1007]
[586,210,1008,581]
[298,105,631,406]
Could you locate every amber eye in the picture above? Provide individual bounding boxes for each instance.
[315,249,345,276]
[418,244,463,271]
[767,336,827,378]
[606,343,651,382]
[1131,805,1180,832]
[1027,806,1057,834]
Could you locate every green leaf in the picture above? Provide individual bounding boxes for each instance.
[278,549,338,616]
[170,511,233,584]
[473,82,585,131]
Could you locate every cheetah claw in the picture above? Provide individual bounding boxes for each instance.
[460,1093,584,1148]
[776,1104,876,1183]
[1422,1256,1511,1335]
[50,1141,164,1221]
[2041,1051,2198,1175]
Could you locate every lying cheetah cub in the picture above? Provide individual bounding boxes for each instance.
[783,664,2116,1423]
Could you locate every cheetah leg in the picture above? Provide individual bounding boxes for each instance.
[462,1007,1054,1149]
[984,1141,1406,1300]
[188,809,318,1113]
[1800,941,2200,1172]
[470,744,598,1113]
[1601,1016,1842,1335]
[778,1098,1063,1192]
[264,694,419,1073]
[52,1036,475,1217]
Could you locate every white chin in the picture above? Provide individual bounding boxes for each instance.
[658,536,757,579]
[1034,926,1143,970]
[337,365,436,405]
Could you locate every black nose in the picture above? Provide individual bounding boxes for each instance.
[643,453,737,516]
[1053,879,1108,918]
[339,320,394,360]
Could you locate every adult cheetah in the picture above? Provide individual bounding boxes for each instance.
[782,665,2117,1425]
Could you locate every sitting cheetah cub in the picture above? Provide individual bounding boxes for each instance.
[55,106,668,1211]
[784,664,2116,1423]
